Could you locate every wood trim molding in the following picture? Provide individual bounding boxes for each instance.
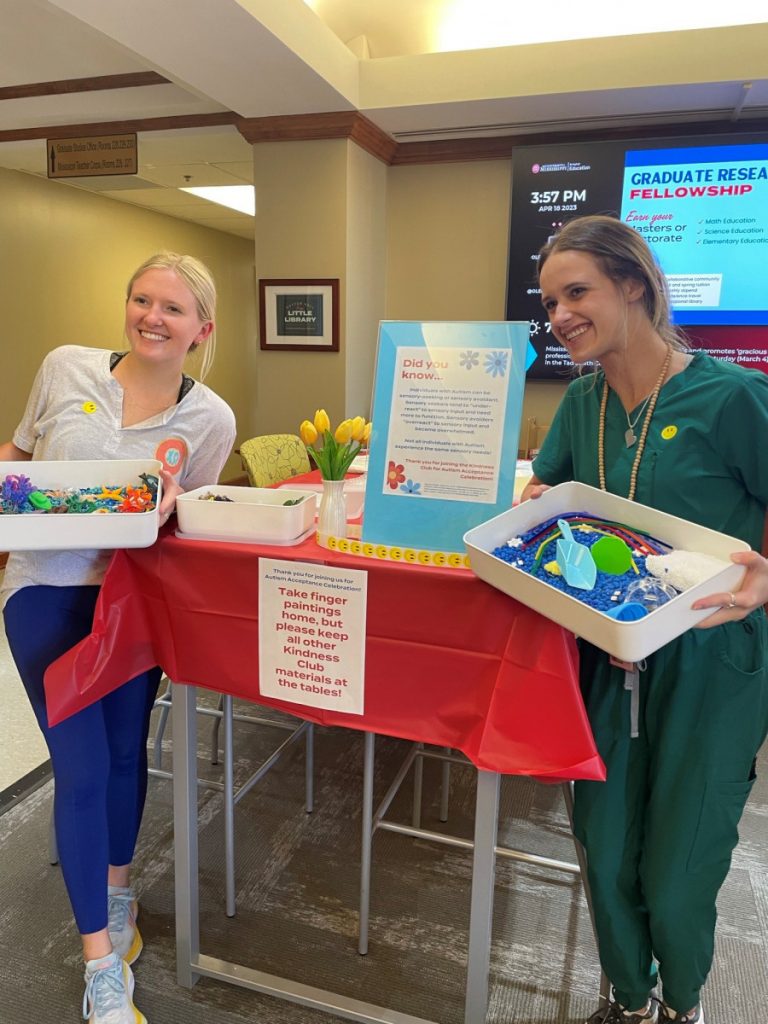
[0,72,169,102]
[392,136,517,165]
[2,107,766,163]
[237,110,359,143]
[237,111,397,163]
[0,111,239,144]
[348,113,398,163]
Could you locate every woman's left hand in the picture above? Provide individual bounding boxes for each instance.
[691,550,768,627]
[158,469,183,527]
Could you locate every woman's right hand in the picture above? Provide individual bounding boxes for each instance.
[520,475,551,502]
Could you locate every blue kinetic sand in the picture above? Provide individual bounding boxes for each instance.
[492,512,676,615]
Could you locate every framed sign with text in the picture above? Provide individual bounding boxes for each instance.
[362,321,535,553]
[259,278,339,352]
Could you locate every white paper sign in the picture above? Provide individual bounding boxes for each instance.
[258,559,367,715]
[384,343,510,504]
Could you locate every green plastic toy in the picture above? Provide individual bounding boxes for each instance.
[591,535,633,575]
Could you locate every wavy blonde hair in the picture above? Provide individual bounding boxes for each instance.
[126,252,217,380]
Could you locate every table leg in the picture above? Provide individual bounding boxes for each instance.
[172,681,200,987]
[439,748,451,823]
[358,731,375,955]
[411,743,424,829]
[305,722,315,814]
[223,693,236,918]
[464,770,500,1024]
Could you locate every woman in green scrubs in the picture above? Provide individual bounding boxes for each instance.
[524,215,768,1024]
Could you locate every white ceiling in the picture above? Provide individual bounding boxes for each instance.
[1,0,767,240]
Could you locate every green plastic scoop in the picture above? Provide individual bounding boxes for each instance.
[556,518,597,591]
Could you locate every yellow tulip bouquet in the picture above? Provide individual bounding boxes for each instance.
[299,409,372,480]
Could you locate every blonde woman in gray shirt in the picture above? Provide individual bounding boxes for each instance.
[1,253,236,1024]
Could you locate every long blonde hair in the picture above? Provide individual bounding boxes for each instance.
[126,252,217,380]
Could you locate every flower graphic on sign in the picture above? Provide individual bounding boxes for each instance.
[386,460,406,490]
[399,479,422,495]
[484,351,508,378]
[459,350,479,370]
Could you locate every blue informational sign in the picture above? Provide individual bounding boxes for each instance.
[362,322,534,553]
[621,144,768,325]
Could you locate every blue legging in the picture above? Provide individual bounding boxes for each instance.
[4,585,161,935]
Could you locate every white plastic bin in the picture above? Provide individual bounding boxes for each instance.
[176,485,316,544]
[0,459,162,551]
[463,481,748,662]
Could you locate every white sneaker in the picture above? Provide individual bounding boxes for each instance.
[82,951,147,1023]
[107,886,143,965]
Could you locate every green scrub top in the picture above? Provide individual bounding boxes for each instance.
[533,351,768,551]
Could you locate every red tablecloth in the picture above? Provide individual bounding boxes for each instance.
[45,527,604,780]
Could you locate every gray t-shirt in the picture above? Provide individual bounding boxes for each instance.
[2,345,236,602]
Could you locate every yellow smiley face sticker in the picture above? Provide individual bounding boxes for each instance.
[337,538,350,553]
[661,425,678,440]
[362,543,375,557]
[326,535,337,550]
[376,545,389,560]
[417,550,432,565]
[349,540,362,555]
[432,551,447,567]
[447,553,464,568]
[389,546,403,561]
[82,401,97,414]
[403,549,417,563]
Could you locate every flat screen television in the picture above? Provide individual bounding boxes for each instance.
[506,133,768,380]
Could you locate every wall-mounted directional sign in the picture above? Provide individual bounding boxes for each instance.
[47,133,138,178]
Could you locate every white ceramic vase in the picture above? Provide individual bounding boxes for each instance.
[318,479,347,540]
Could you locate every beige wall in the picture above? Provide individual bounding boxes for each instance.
[1,166,255,480]
[344,143,387,419]
[250,143,562,450]
[385,159,567,452]
[2,151,564,475]
[252,139,349,436]
[251,138,386,437]
[386,160,511,320]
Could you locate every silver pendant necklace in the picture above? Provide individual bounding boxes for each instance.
[624,395,652,447]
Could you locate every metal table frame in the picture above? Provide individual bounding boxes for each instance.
[357,738,609,1018]
[153,688,313,917]
[172,682,526,1023]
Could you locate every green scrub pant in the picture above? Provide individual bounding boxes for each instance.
[573,610,768,1013]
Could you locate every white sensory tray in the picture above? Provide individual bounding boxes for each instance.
[176,485,317,544]
[0,459,162,551]
[463,481,749,662]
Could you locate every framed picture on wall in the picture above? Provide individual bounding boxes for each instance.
[259,278,339,351]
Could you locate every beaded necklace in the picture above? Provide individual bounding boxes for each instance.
[597,346,672,502]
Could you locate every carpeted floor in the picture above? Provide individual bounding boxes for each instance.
[0,705,766,1024]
